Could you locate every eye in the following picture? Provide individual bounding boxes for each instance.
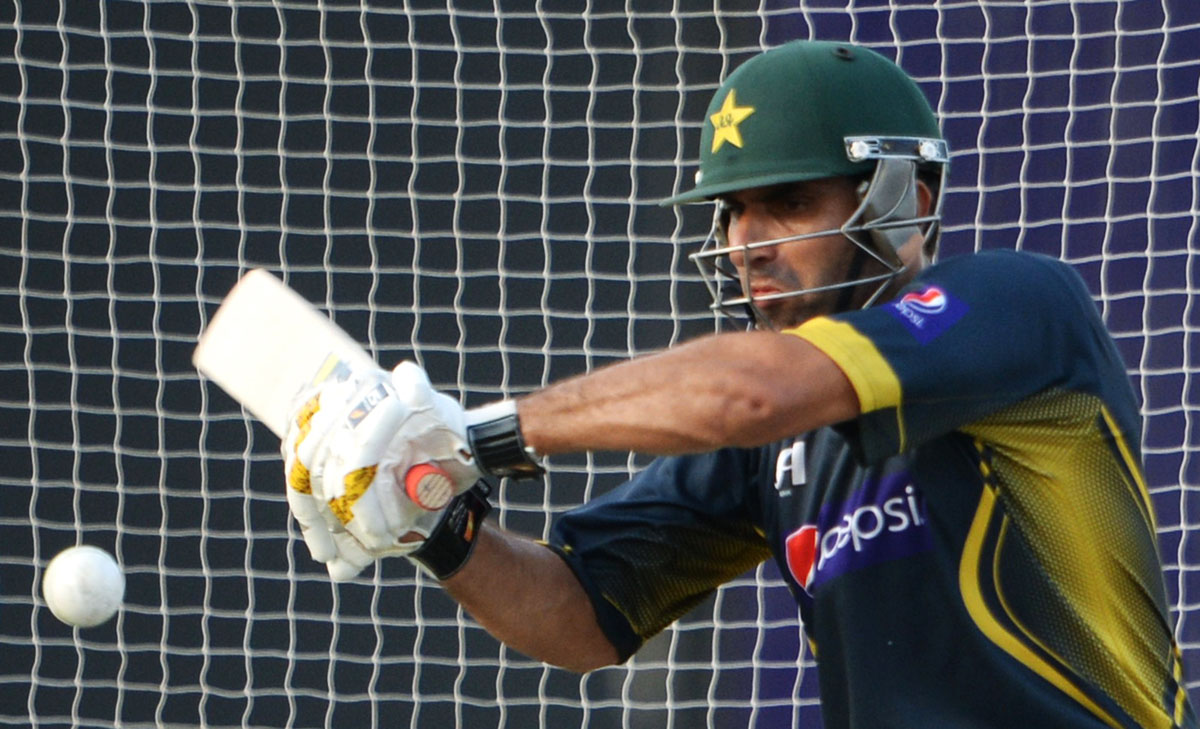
[772,191,810,215]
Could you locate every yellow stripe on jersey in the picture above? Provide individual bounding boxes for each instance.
[1176,646,1189,727]
[1100,405,1158,533]
[960,477,1124,729]
[1099,403,1193,727]
[961,390,1179,729]
[786,317,905,448]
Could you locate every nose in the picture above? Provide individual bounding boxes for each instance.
[726,207,778,269]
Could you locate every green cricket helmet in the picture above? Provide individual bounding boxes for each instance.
[666,40,950,328]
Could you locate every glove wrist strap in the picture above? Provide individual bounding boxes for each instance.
[465,400,545,479]
[409,482,492,581]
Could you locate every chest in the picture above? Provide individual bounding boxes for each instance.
[760,430,985,608]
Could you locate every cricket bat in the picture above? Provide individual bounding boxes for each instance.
[192,269,454,510]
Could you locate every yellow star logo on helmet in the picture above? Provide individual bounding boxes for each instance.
[709,89,755,153]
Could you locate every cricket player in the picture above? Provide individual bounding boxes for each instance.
[283,40,1196,728]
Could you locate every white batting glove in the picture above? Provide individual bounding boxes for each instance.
[388,361,486,492]
[281,362,482,580]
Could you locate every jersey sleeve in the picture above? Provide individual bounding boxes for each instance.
[786,250,1129,463]
[546,448,772,661]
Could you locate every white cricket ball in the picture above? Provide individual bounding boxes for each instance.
[42,545,125,628]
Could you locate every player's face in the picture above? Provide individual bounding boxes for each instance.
[720,177,884,329]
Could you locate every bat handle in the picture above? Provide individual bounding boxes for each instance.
[404,463,455,510]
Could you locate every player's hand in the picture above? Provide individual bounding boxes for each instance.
[281,362,482,580]
[387,361,483,491]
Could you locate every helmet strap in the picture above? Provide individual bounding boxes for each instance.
[855,158,920,262]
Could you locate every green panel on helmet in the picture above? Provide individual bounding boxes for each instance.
[663,40,942,205]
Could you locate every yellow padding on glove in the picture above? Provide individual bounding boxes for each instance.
[287,394,322,495]
[328,465,379,525]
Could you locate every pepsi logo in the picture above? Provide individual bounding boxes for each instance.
[785,525,819,592]
[782,474,933,594]
[898,286,947,315]
[886,283,967,343]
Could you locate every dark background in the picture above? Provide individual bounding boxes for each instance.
[2,2,1198,728]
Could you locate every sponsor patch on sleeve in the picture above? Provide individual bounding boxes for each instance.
[886,285,967,343]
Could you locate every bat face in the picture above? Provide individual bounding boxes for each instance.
[192,269,377,437]
[193,270,454,511]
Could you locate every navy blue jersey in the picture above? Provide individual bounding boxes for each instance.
[547,250,1196,728]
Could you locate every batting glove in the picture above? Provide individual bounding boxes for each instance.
[282,362,481,580]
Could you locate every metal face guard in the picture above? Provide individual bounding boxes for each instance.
[689,154,946,329]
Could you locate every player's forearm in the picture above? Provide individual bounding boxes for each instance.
[441,524,620,673]
[517,330,857,456]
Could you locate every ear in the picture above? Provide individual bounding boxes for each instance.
[915,179,933,218]
[913,178,942,261]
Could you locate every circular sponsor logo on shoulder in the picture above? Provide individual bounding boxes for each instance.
[899,286,947,315]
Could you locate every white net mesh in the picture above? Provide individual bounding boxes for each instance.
[2,2,1196,727]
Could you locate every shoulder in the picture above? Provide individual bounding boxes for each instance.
[916,250,1095,310]
[926,249,1079,282]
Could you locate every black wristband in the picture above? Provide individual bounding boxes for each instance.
[466,402,545,479]
[409,482,492,580]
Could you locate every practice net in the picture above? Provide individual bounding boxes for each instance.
[2,2,1197,727]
